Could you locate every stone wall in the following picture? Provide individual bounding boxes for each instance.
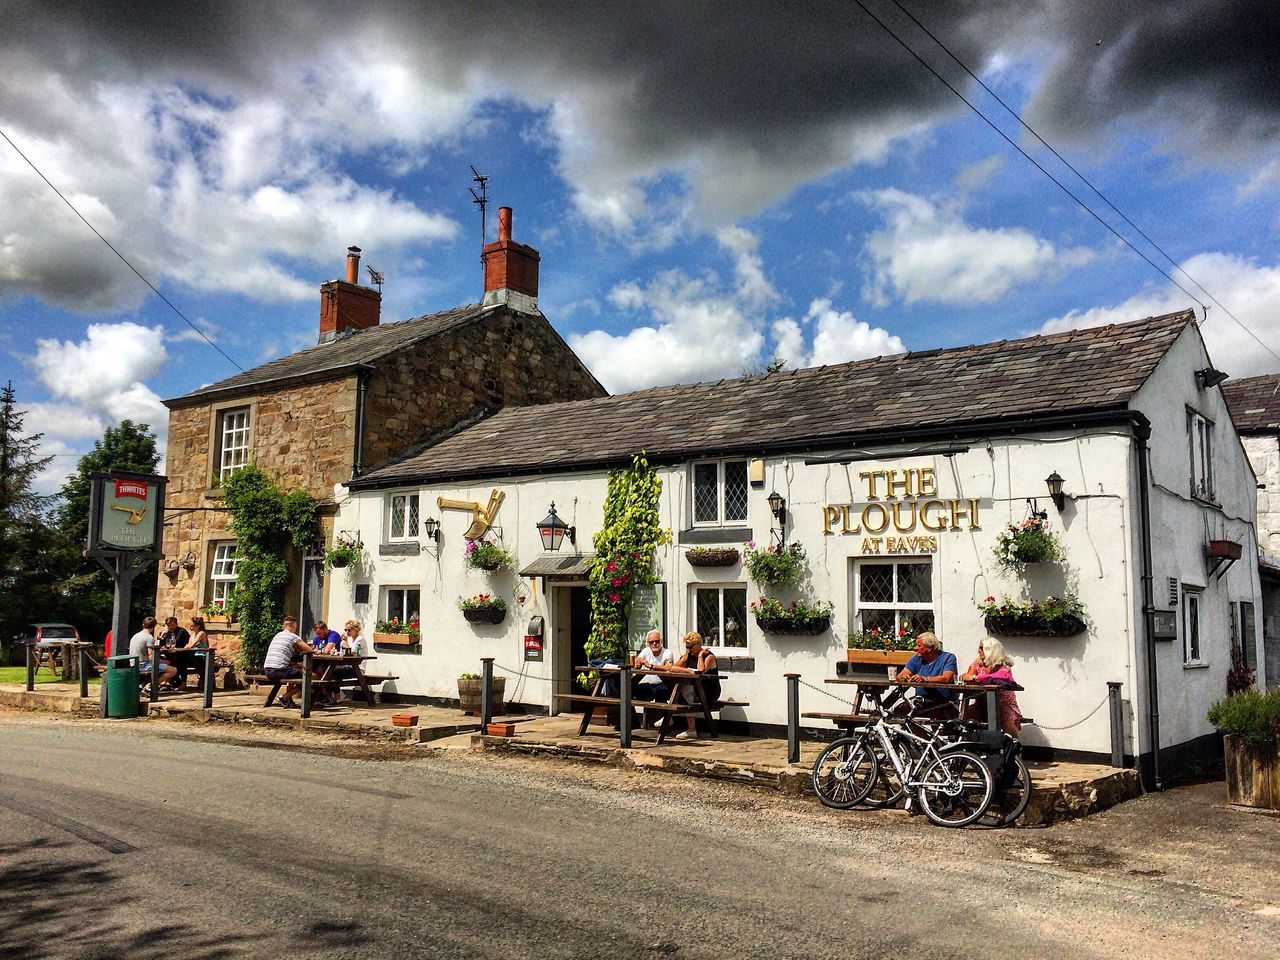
[1243,435,1280,556]
[361,306,605,472]
[156,377,358,645]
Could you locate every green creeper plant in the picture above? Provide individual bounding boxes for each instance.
[585,454,670,664]
[221,466,318,668]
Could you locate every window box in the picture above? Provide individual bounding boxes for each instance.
[686,547,740,568]
[463,606,506,625]
[1208,539,1243,560]
[846,649,913,666]
[983,614,1086,638]
[755,615,831,636]
[373,631,417,646]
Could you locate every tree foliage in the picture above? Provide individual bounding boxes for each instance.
[221,466,318,667]
[0,382,59,642]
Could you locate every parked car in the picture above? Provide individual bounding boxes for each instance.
[5,623,81,666]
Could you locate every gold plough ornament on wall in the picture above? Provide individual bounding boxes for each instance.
[437,490,505,540]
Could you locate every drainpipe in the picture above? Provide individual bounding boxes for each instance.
[352,365,371,479]
[1132,412,1162,791]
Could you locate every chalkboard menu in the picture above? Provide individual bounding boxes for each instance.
[627,583,666,652]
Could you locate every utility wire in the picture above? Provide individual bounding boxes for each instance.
[883,0,1280,366]
[0,126,244,373]
[845,0,1280,366]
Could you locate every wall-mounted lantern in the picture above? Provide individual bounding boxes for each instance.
[537,502,575,552]
[1045,471,1066,511]
[767,490,787,545]
[1195,366,1229,390]
[422,516,441,544]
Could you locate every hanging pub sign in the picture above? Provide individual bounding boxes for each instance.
[87,470,167,558]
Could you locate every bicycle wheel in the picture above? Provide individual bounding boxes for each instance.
[812,736,879,809]
[860,735,914,809]
[917,750,994,828]
[980,754,1032,828]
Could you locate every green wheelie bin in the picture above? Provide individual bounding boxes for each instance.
[105,654,140,718]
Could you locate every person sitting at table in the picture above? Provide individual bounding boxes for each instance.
[264,616,312,710]
[671,631,719,741]
[341,620,367,656]
[311,621,343,653]
[963,637,1023,737]
[893,631,959,718]
[160,616,193,689]
[632,629,673,703]
[189,616,209,648]
[130,616,176,693]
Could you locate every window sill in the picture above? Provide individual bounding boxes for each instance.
[1183,661,1210,670]
[379,542,421,557]
[679,526,753,545]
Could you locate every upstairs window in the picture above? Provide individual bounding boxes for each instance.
[387,493,420,541]
[1187,410,1214,501]
[218,407,251,481]
[691,460,749,526]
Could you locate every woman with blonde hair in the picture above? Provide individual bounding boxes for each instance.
[671,630,719,740]
[967,637,1022,736]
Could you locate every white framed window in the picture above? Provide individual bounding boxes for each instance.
[209,542,240,608]
[387,493,420,541]
[218,407,251,481]
[691,584,748,650]
[691,459,749,526]
[1187,410,1214,501]
[384,586,420,622]
[1183,587,1203,664]
[851,558,935,637]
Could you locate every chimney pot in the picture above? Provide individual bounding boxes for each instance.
[497,207,512,242]
[345,246,362,284]
[320,245,380,343]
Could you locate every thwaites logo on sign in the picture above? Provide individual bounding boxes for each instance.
[88,471,167,556]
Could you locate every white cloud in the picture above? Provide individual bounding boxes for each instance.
[860,189,1094,306]
[954,154,1006,192]
[27,322,170,490]
[772,299,906,369]
[1036,252,1280,378]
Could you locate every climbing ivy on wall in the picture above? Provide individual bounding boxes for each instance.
[585,454,670,663]
[221,467,318,668]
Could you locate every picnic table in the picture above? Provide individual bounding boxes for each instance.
[244,651,398,718]
[144,644,216,706]
[554,664,747,747]
[810,677,1023,733]
[29,640,94,680]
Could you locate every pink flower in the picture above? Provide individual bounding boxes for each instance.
[611,577,622,587]
[605,561,617,572]
[609,592,621,603]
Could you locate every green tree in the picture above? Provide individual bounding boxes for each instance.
[53,420,162,635]
[0,382,60,645]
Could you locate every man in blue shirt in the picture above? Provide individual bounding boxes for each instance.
[311,621,342,653]
[894,632,959,716]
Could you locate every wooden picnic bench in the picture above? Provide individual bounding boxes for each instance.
[244,652,398,714]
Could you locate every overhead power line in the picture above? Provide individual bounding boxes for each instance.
[881,0,1280,366]
[0,126,244,373]
[848,0,1280,366]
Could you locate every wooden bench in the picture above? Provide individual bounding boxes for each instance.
[244,673,337,708]
[802,711,875,727]
[553,693,751,743]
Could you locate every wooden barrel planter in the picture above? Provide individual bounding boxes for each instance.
[1224,735,1280,809]
[686,547,741,568]
[458,676,506,715]
[984,614,1086,638]
[755,615,831,635]
[846,648,913,666]
[463,607,506,625]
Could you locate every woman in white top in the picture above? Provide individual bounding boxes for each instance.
[341,620,368,656]
[632,630,673,702]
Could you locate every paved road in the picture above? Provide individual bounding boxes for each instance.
[1,715,1277,960]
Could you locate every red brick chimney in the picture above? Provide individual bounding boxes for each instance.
[319,245,381,343]
[481,207,540,312]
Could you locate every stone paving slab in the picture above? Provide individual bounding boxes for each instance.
[474,714,1140,825]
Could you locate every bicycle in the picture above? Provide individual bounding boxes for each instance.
[813,705,995,828]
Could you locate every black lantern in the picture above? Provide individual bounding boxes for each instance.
[766,490,786,523]
[1045,471,1066,511]
[422,516,440,544]
[537,502,575,552]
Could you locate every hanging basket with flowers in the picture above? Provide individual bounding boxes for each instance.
[324,535,364,571]
[993,516,1064,571]
[743,541,806,587]
[750,597,832,635]
[460,594,507,625]
[685,546,741,568]
[978,595,1086,637]
[465,539,514,572]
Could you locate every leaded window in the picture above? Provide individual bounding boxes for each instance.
[691,459,749,526]
[852,559,935,637]
[693,584,748,649]
[388,493,420,541]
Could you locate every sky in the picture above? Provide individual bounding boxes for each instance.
[2,1,1279,494]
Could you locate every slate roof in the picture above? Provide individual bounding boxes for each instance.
[164,303,489,408]
[350,310,1195,489]
[1222,374,1280,432]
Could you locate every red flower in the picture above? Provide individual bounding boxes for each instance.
[605,561,617,572]
[609,592,621,603]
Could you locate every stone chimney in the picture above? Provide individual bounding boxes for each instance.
[319,245,382,343]
[481,207,540,312]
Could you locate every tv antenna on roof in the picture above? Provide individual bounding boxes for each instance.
[469,165,489,246]
[366,265,384,293]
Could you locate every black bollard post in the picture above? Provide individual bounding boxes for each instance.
[785,673,800,765]
[1108,681,1125,768]
[985,689,998,732]
[619,663,632,748]
[25,643,34,692]
[78,646,89,699]
[149,645,159,704]
[481,658,494,730]
[301,651,312,719]
[203,650,214,710]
